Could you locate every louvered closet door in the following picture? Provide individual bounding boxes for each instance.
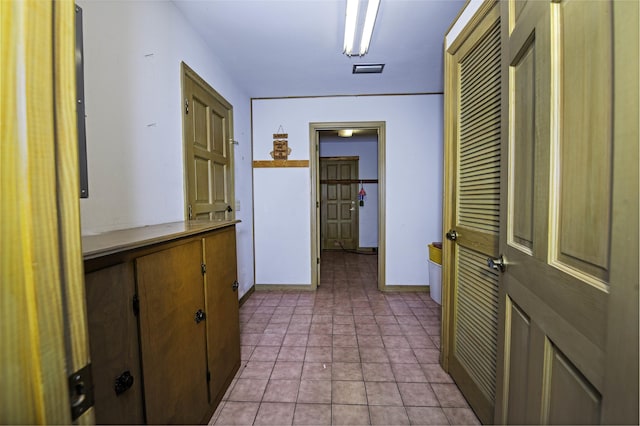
[446,4,501,424]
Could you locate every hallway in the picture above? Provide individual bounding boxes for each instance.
[210,251,480,425]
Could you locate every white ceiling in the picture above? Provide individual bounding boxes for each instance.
[172,0,465,98]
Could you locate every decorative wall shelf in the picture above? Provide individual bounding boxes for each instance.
[252,160,309,168]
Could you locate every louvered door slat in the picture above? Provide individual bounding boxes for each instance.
[455,245,500,402]
[460,144,500,165]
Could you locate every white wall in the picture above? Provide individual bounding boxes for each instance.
[77,0,255,297]
[252,95,443,287]
[320,135,379,248]
[445,0,484,49]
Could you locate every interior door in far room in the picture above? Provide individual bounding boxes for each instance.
[321,158,359,250]
[182,64,234,221]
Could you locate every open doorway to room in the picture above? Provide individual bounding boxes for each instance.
[309,122,386,291]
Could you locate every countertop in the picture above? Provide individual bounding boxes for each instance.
[82,220,239,260]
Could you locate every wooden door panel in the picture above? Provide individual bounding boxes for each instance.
[212,109,225,155]
[504,299,530,425]
[509,37,536,251]
[553,0,612,282]
[203,227,240,405]
[546,346,601,425]
[136,241,209,424]
[195,157,210,203]
[193,96,209,150]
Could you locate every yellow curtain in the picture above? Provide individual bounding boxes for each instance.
[1,1,90,423]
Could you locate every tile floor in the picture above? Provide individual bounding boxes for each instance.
[210,251,480,425]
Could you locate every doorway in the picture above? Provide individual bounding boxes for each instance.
[309,122,386,291]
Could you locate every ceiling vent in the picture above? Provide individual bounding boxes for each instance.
[352,64,385,74]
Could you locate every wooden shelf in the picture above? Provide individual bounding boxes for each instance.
[252,160,309,168]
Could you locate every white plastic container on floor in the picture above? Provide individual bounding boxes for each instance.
[428,259,442,305]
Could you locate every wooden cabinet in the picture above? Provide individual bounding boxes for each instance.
[85,263,144,425]
[83,222,240,425]
[136,240,210,424]
[203,226,241,404]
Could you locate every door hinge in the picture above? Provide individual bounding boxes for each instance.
[188,204,193,220]
[201,263,207,275]
[132,294,139,316]
[206,370,211,382]
[316,201,319,208]
[317,257,320,265]
[185,98,189,114]
[69,364,94,421]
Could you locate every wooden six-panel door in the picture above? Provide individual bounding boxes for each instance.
[182,64,234,221]
[494,1,639,423]
[321,158,359,250]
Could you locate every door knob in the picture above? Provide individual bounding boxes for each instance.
[114,371,134,396]
[487,255,506,272]
[194,309,206,323]
[446,229,458,241]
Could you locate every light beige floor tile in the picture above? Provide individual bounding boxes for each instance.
[297,380,331,404]
[254,402,296,425]
[292,403,331,425]
[214,401,259,425]
[332,404,370,425]
[332,380,367,405]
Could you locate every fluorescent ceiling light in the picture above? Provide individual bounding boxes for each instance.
[353,63,384,74]
[343,0,358,55]
[338,129,353,137]
[343,0,380,56]
[359,0,380,55]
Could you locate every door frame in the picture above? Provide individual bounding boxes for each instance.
[319,156,360,251]
[309,121,386,290]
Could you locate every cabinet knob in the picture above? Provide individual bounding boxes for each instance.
[114,371,134,396]
[194,309,206,324]
[232,280,239,292]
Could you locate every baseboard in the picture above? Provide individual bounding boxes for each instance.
[381,285,430,293]
[255,284,315,291]
[357,247,378,253]
[239,285,255,306]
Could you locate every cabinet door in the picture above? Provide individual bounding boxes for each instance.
[203,226,241,403]
[136,240,209,424]
[85,263,144,425]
